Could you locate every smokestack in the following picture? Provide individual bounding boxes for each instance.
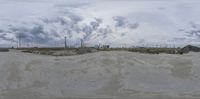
[65,36,67,49]
[18,33,21,48]
[81,39,84,48]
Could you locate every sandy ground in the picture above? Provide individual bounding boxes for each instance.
[0,50,200,99]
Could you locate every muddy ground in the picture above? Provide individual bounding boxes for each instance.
[0,50,200,99]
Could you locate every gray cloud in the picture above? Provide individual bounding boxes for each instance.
[113,16,139,29]
[98,27,112,38]
[12,24,53,44]
[55,3,89,8]
[184,23,200,38]
[0,30,4,33]
[40,10,84,40]
[113,16,126,27]
[187,30,200,38]
[90,21,99,29]
[0,8,113,46]
[121,32,126,36]
[82,25,93,40]
[173,37,186,41]
[157,7,166,10]
[83,18,106,40]
[0,34,16,42]
[128,22,139,29]
[1,0,200,47]
[90,18,102,30]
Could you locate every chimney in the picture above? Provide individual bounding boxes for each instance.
[81,39,84,48]
[64,36,67,49]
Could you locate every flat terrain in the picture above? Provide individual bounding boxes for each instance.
[0,50,200,99]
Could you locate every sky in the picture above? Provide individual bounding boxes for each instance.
[0,0,200,47]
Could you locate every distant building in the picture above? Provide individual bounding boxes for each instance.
[94,44,100,48]
[94,44,110,49]
[102,45,110,49]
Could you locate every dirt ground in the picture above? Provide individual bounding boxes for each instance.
[0,50,200,99]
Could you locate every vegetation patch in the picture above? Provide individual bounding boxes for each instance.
[21,47,98,56]
[19,45,200,56]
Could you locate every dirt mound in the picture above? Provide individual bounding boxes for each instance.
[0,48,9,52]
[180,45,200,53]
[21,48,98,56]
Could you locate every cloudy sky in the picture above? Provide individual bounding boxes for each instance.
[0,0,200,47]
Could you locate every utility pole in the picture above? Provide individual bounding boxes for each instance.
[64,36,67,49]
